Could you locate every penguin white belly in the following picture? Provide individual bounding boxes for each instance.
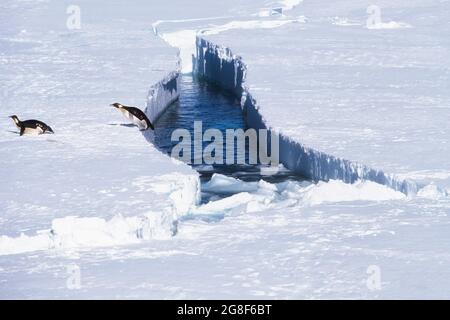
[119,109,132,121]
[136,119,148,130]
[119,109,147,129]
[22,127,44,135]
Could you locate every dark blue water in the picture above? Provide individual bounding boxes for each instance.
[153,75,246,173]
[151,75,306,201]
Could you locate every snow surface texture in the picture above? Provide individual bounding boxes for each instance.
[2,173,450,299]
[1,0,450,299]
[198,0,450,193]
[0,2,201,257]
[152,0,303,73]
[194,37,417,194]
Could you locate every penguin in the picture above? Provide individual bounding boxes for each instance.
[9,115,54,136]
[110,103,154,130]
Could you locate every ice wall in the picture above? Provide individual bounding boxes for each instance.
[145,70,181,122]
[194,37,417,194]
[195,38,246,97]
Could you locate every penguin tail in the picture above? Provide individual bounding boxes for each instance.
[146,118,155,130]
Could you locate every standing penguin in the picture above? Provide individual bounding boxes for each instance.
[110,103,154,131]
[9,115,54,136]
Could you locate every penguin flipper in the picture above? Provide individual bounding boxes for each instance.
[19,127,24,136]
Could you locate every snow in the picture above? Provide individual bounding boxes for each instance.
[416,183,448,200]
[199,174,406,214]
[195,36,418,193]
[0,1,201,258]
[198,0,450,192]
[202,173,259,194]
[1,0,450,299]
[194,174,407,220]
[299,180,406,205]
[156,17,301,73]
[4,172,407,256]
[366,21,412,30]
[2,172,449,298]
[0,211,178,256]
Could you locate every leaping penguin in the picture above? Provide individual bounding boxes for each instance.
[9,115,54,136]
[110,103,154,131]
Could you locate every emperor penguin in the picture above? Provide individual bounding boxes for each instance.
[110,103,154,130]
[9,115,54,136]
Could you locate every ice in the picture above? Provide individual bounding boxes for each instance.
[0,1,200,244]
[195,36,418,193]
[153,0,302,74]
[196,0,450,194]
[195,192,254,214]
[0,170,200,255]
[2,0,450,299]
[146,72,181,121]
[0,212,179,256]
[197,174,406,216]
[0,233,50,256]
[202,173,259,194]
[279,0,302,11]
[298,180,406,206]
[366,21,412,29]
[417,184,448,200]
[157,18,302,74]
[158,30,198,73]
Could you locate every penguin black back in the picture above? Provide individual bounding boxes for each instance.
[124,106,154,130]
[9,115,54,136]
[110,103,154,130]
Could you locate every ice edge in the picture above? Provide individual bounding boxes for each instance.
[0,62,202,256]
[145,56,182,123]
[194,36,418,195]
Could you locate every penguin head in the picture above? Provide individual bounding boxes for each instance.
[9,115,20,125]
[110,103,123,109]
